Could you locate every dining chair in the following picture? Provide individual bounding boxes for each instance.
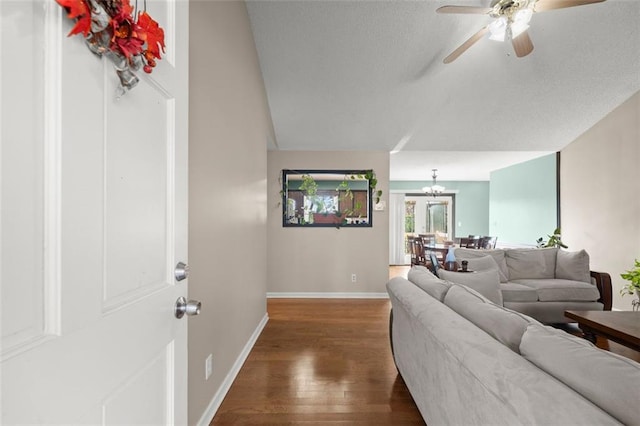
[407,236,418,266]
[419,233,436,245]
[459,236,480,249]
[435,231,448,244]
[478,236,497,249]
[412,236,428,266]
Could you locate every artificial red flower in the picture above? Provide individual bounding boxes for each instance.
[120,0,134,17]
[137,11,165,60]
[109,5,145,59]
[56,0,92,36]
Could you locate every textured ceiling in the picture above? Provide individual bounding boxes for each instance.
[246,0,640,180]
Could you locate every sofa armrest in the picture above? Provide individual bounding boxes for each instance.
[590,271,612,311]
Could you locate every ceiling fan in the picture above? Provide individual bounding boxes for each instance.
[437,0,606,64]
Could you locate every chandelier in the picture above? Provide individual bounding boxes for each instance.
[422,169,446,197]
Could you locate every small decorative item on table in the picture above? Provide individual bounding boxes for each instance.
[444,246,458,271]
[454,260,475,273]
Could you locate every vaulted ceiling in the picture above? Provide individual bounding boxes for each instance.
[246,0,640,180]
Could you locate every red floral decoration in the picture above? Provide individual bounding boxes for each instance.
[56,0,166,94]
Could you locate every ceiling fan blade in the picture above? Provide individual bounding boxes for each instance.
[436,5,492,14]
[534,0,605,12]
[443,26,489,64]
[512,30,534,58]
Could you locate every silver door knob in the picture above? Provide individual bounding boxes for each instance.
[175,262,190,281]
[175,297,201,319]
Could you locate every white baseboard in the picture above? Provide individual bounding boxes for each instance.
[196,313,269,426]
[267,292,388,299]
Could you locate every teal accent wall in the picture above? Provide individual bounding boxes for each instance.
[489,154,557,246]
[390,181,490,238]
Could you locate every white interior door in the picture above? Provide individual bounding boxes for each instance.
[1,0,189,423]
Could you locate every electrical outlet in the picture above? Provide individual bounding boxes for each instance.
[351,273,357,283]
[205,354,213,380]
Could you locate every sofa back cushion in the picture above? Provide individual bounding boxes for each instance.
[459,254,503,276]
[407,266,452,302]
[504,248,557,280]
[520,324,640,426]
[454,248,509,282]
[407,265,437,282]
[555,249,591,283]
[443,284,536,353]
[438,269,503,305]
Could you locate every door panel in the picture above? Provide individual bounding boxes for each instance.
[103,80,172,310]
[102,342,175,426]
[1,0,189,423]
[0,0,49,358]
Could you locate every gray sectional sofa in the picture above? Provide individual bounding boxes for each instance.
[387,270,640,425]
[449,247,613,323]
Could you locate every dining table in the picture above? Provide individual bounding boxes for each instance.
[424,243,455,260]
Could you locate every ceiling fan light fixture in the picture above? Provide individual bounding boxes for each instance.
[438,0,607,63]
[511,8,533,38]
[514,8,533,23]
[488,17,507,41]
[510,22,530,39]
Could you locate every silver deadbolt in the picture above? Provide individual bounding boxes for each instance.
[175,262,190,281]
[175,297,201,319]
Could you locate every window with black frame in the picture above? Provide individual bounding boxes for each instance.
[281,169,375,228]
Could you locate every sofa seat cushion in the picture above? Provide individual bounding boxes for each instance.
[443,284,538,353]
[500,282,539,303]
[511,278,600,302]
[520,324,640,426]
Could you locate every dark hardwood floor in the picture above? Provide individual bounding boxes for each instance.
[211,298,425,425]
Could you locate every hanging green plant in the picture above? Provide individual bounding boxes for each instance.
[299,174,318,197]
[363,170,382,205]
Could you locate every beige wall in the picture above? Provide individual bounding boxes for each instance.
[561,90,640,310]
[267,151,390,294]
[188,2,274,424]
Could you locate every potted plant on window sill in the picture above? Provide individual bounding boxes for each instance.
[620,259,640,311]
[536,227,568,249]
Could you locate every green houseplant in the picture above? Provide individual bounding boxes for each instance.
[536,227,568,249]
[620,259,640,311]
